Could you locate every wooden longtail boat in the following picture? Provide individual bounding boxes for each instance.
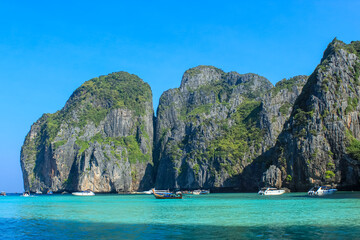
[152,189,182,199]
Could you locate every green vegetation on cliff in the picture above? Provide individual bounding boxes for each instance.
[206,100,264,162]
[176,98,265,178]
[66,71,151,132]
[279,102,292,115]
[173,98,265,178]
[185,65,224,77]
[43,72,151,141]
[86,134,150,164]
[271,76,306,96]
[336,39,360,58]
[346,130,360,161]
[73,72,152,115]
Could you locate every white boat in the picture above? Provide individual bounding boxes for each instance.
[35,190,42,195]
[192,190,201,195]
[72,190,95,196]
[258,187,285,195]
[308,186,337,196]
[142,189,153,194]
[22,191,30,197]
[192,189,210,195]
[143,189,170,195]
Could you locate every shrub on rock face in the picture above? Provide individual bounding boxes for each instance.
[285,175,292,182]
[346,135,360,162]
[325,170,335,180]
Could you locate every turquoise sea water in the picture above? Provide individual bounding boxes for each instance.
[0,192,359,239]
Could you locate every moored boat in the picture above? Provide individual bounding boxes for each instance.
[308,186,337,196]
[22,191,30,197]
[181,190,191,194]
[47,190,53,195]
[258,187,285,195]
[192,190,201,195]
[200,190,210,194]
[193,189,210,195]
[72,190,95,196]
[143,189,170,194]
[0,191,6,196]
[35,190,42,195]
[152,189,182,199]
[142,189,153,194]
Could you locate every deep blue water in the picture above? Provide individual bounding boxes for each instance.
[1,192,359,239]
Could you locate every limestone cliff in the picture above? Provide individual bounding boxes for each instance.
[21,39,360,193]
[155,65,296,190]
[259,75,307,147]
[263,39,360,191]
[21,72,154,193]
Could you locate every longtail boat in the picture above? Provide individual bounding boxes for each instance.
[152,189,182,199]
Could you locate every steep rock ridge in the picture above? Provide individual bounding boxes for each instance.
[259,76,307,147]
[21,72,154,193]
[154,65,275,190]
[264,39,360,191]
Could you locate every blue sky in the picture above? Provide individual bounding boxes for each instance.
[0,1,359,192]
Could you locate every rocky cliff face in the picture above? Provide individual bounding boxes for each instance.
[21,39,360,192]
[259,75,307,147]
[21,72,154,193]
[154,65,307,190]
[263,39,360,191]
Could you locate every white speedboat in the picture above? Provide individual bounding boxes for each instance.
[72,190,95,196]
[35,190,42,195]
[258,187,285,195]
[308,186,337,196]
[22,191,30,197]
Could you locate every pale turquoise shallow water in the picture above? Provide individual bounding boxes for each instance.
[0,192,359,239]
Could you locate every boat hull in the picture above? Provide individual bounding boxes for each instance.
[154,195,182,199]
[258,189,285,195]
[142,189,170,195]
[308,189,337,196]
[72,192,95,196]
[152,189,182,199]
[192,190,210,195]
